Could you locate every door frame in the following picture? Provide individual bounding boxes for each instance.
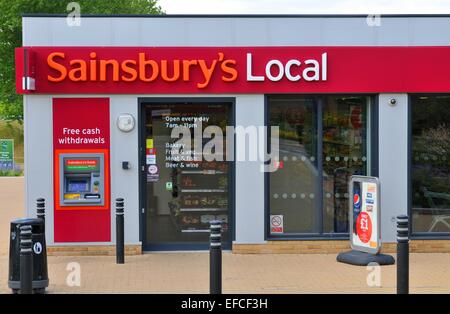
[138,97,236,251]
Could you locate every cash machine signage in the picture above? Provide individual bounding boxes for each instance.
[66,159,98,171]
[53,98,110,243]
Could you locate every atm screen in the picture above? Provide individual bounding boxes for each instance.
[67,180,89,192]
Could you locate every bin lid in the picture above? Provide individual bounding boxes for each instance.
[10,218,45,233]
[11,218,44,226]
[11,218,45,234]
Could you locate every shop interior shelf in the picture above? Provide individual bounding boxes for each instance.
[181,189,227,193]
[180,170,226,174]
[179,208,227,212]
[181,229,210,233]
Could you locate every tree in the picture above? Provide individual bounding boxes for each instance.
[0,0,164,121]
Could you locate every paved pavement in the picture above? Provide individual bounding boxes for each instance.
[1,177,450,294]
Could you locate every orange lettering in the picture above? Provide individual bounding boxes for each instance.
[47,52,67,82]
[197,59,217,89]
[100,60,119,82]
[139,53,159,82]
[121,60,138,82]
[161,60,180,82]
[182,60,198,81]
[221,59,238,82]
[68,60,87,81]
[46,51,238,86]
[89,52,97,81]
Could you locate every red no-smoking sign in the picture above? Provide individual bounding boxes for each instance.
[270,215,283,233]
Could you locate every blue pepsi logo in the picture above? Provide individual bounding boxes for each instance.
[353,193,361,208]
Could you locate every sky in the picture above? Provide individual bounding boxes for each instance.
[158,0,450,14]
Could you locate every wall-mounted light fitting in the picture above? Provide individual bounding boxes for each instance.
[117,114,135,132]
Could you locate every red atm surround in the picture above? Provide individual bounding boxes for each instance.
[53,98,110,243]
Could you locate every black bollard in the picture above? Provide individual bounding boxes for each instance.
[209,220,222,294]
[116,198,125,264]
[36,198,45,222]
[20,225,33,294]
[397,215,409,294]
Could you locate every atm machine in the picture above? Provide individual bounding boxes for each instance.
[58,153,105,207]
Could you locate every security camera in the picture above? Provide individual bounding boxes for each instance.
[389,98,397,106]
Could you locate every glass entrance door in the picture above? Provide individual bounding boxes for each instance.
[141,101,232,250]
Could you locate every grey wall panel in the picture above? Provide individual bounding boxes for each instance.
[232,19,271,46]
[48,18,113,46]
[410,18,450,45]
[320,18,378,45]
[24,95,54,244]
[111,19,141,46]
[23,16,450,47]
[109,96,140,245]
[234,95,266,244]
[375,18,411,46]
[138,19,189,46]
[185,18,235,46]
[266,18,323,46]
[378,94,409,243]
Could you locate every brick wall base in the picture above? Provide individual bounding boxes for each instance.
[232,240,450,254]
[45,240,450,256]
[47,244,142,256]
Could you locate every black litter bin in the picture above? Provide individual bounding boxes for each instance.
[8,218,49,294]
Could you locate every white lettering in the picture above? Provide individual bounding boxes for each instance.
[181,298,215,311]
[303,59,320,81]
[246,53,265,81]
[322,53,327,81]
[285,59,301,81]
[246,53,327,82]
[265,59,284,81]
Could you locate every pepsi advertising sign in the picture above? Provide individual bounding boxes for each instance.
[349,176,381,254]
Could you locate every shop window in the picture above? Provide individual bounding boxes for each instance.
[322,96,369,233]
[411,95,450,234]
[268,95,371,237]
[269,97,318,233]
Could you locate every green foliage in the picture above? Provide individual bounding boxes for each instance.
[0,168,23,176]
[0,0,164,121]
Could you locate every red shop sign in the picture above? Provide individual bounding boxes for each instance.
[15,46,450,94]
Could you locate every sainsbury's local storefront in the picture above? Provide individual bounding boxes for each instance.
[17,14,450,253]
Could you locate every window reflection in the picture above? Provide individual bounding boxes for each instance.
[411,96,450,233]
[269,97,318,233]
[268,95,370,236]
[323,97,368,233]
[145,103,231,246]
